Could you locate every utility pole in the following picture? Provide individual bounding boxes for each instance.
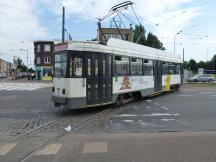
[183,48,184,67]
[62,6,65,43]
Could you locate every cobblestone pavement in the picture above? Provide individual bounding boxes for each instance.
[0,88,58,144]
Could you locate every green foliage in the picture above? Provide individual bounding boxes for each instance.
[133,24,146,45]
[16,57,28,72]
[146,32,165,50]
[133,25,165,50]
[186,55,216,72]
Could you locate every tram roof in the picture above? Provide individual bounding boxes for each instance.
[64,38,182,63]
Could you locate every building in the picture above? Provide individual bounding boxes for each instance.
[34,41,54,80]
[97,27,133,45]
[0,59,13,76]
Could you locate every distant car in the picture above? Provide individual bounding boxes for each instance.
[0,73,7,78]
[187,74,215,83]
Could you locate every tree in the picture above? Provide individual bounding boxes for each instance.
[133,24,146,45]
[16,57,27,72]
[145,32,165,50]
[188,59,197,72]
[133,25,165,50]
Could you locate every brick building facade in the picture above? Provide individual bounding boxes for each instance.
[34,41,54,80]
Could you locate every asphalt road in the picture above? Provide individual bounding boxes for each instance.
[106,87,216,133]
[1,84,216,162]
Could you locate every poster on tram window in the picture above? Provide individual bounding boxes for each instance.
[113,76,154,93]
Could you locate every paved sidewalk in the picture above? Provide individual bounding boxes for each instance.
[7,131,216,162]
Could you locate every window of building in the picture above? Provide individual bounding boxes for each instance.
[43,67,53,77]
[36,45,41,52]
[163,62,170,74]
[143,60,153,76]
[70,57,83,77]
[44,57,51,64]
[114,56,129,76]
[131,58,142,75]
[44,44,51,52]
[36,57,41,64]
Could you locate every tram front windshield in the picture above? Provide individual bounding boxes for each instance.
[54,53,67,78]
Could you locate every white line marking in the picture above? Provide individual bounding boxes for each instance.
[161,119,175,122]
[115,113,179,117]
[123,120,134,123]
[178,95,193,97]
[200,92,216,94]
[160,106,169,110]
[83,142,107,153]
[211,95,216,97]
[154,103,160,106]
[146,106,151,109]
[145,100,152,102]
[34,144,62,155]
[132,106,140,109]
[0,143,16,155]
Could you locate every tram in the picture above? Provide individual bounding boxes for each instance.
[51,38,183,109]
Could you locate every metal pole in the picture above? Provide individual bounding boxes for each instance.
[27,50,28,70]
[174,33,178,53]
[62,6,65,43]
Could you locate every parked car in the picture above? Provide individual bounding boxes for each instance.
[0,73,7,78]
[187,74,215,83]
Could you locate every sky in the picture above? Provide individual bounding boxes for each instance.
[0,0,216,67]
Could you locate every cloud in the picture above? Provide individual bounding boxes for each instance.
[0,0,47,63]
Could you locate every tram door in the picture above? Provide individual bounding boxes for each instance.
[154,61,162,92]
[86,53,112,105]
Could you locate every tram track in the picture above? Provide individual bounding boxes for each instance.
[17,107,111,162]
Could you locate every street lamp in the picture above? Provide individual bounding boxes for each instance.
[174,30,182,53]
[19,49,29,69]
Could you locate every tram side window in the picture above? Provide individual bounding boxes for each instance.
[143,60,153,76]
[54,53,67,77]
[175,64,180,74]
[163,62,170,74]
[114,56,129,76]
[169,63,176,75]
[131,58,142,75]
[70,57,83,77]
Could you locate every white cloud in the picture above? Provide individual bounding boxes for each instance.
[0,0,47,64]
[0,0,210,62]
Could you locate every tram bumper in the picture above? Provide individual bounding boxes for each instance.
[51,95,86,109]
[51,95,66,106]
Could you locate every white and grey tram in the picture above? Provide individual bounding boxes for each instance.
[51,38,183,109]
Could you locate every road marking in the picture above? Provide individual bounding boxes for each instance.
[161,119,175,122]
[132,106,140,109]
[160,106,168,110]
[115,113,179,117]
[146,106,151,109]
[83,142,108,154]
[123,120,134,123]
[145,100,152,102]
[178,95,193,97]
[0,83,53,91]
[154,103,160,106]
[34,144,62,155]
[211,95,216,97]
[200,92,216,94]
[0,143,16,155]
